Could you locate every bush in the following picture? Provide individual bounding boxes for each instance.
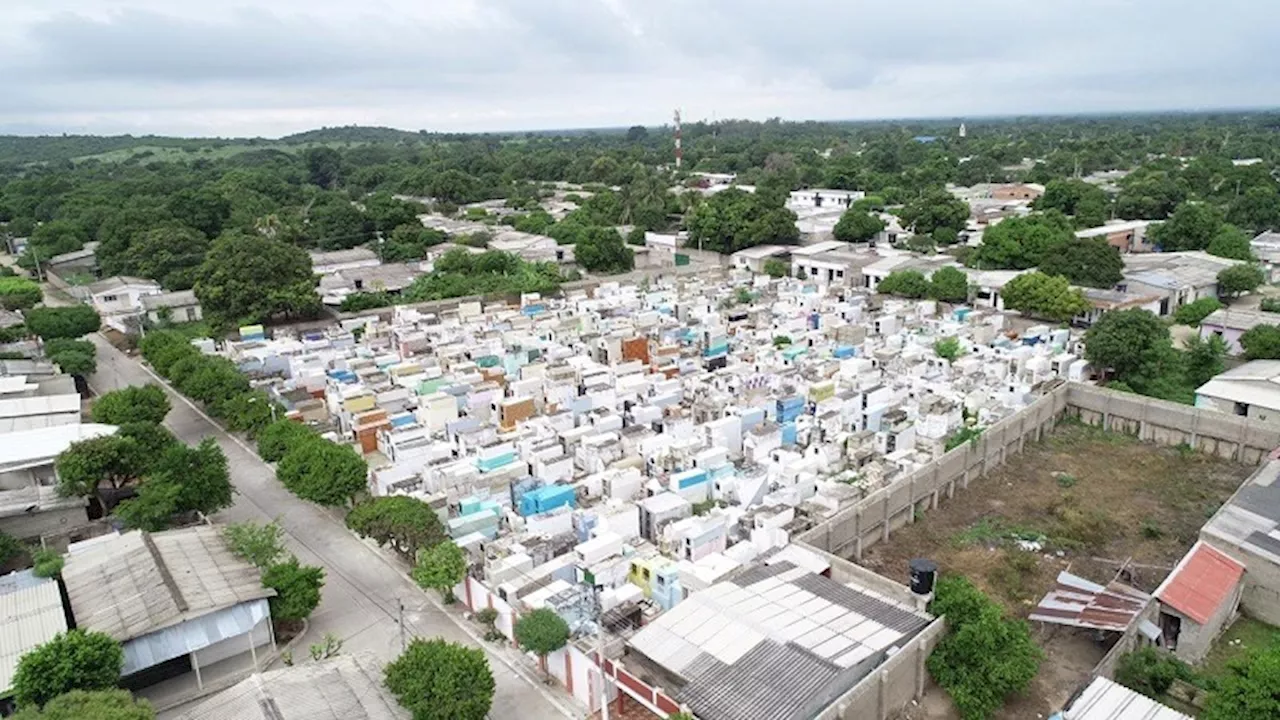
[256,419,316,462]
[23,305,101,340]
[383,638,495,720]
[877,270,930,298]
[223,520,286,568]
[277,437,368,506]
[1115,646,1196,698]
[11,629,124,708]
[763,258,790,278]
[934,337,965,361]
[1262,297,1280,313]
[90,385,171,425]
[926,577,1042,720]
[262,556,325,623]
[9,689,154,720]
[1173,297,1223,326]
[0,276,43,310]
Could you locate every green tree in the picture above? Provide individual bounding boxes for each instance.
[10,689,154,720]
[223,519,286,569]
[11,629,124,708]
[1084,309,1174,384]
[304,147,343,189]
[1172,297,1222,326]
[1149,202,1223,251]
[832,209,884,243]
[166,187,230,238]
[115,481,182,532]
[1034,179,1109,228]
[1183,334,1227,388]
[219,390,280,437]
[23,306,101,340]
[929,266,969,302]
[364,193,424,233]
[49,349,95,378]
[55,435,145,498]
[513,608,570,680]
[1001,272,1091,322]
[346,496,447,559]
[1036,237,1124,288]
[383,638,495,720]
[685,187,798,254]
[1217,264,1265,298]
[411,541,467,603]
[262,556,325,623]
[934,337,965,361]
[276,438,368,506]
[193,232,320,324]
[0,276,42,310]
[382,224,445,262]
[31,548,64,578]
[0,529,23,565]
[114,226,210,290]
[90,385,170,425]
[1227,185,1280,235]
[1201,641,1280,720]
[763,258,790,278]
[256,419,316,462]
[899,189,970,236]
[1240,325,1280,360]
[573,228,634,274]
[158,438,234,516]
[926,577,1042,720]
[877,270,930,298]
[971,213,1074,270]
[1206,225,1256,261]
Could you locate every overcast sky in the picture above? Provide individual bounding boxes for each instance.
[3,0,1279,138]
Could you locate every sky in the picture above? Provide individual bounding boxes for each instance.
[3,0,1280,138]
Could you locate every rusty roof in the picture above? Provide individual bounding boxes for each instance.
[1028,571,1151,632]
[1154,541,1245,626]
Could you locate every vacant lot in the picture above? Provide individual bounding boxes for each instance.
[866,421,1255,719]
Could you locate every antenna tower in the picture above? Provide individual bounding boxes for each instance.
[673,109,683,169]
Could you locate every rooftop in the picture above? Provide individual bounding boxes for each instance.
[309,247,380,268]
[85,275,160,295]
[1202,458,1280,567]
[627,560,931,720]
[1063,676,1190,720]
[0,578,67,696]
[62,527,273,643]
[141,289,200,310]
[1199,308,1275,332]
[175,654,407,720]
[1153,540,1245,625]
[1195,359,1280,410]
[0,422,118,472]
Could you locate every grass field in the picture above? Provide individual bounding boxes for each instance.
[71,140,370,164]
[865,421,1255,719]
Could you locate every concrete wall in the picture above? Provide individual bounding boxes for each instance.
[816,619,947,720]
[0,506,89,541]
[1200,538,1280,627]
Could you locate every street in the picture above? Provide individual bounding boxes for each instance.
[83,335,579,720]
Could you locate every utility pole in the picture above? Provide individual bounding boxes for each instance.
[398,599,406,652]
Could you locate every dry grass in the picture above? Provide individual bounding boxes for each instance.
[863,420,1255,719]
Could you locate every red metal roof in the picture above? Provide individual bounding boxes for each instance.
[1155,541,1245,625]
[1029,571,1151,632]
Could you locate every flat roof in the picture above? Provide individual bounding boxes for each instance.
[0,422,118,472]
[732,245,792,260]
[1202,459,1280,567]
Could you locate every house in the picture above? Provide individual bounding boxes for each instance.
[788,241,884,287]
[1199,458,1280,629]
[0,374,81,432]
[1119,252,1244,316]
[787,189,864,211]
[969,270,1028,312]
[859,253,959,292]
[1076,288,1163,327]
[45,241,100,275]
[0,575,67,711]
[624,559,935,720]
[142,289,204,325]
[310,248,381,276]
[1076,220,1153,254]
[1250,231,1280,279]
[0,423,117,539]
[1198,308,1275,355]
[1152,540,1245,662]
[991,183,1045,201]
[61,527,276,692]
[731,246,792,274]
[1195,360,1280,423]
[173,654,407,720]
[85,276,163,332]
[320,263,424,307]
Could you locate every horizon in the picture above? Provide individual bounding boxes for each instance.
[4,1,1279,138]
[4,105,1279,142]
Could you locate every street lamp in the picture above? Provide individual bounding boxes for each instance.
[248,395,278,423]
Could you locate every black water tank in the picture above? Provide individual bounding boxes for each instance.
[909,558,937,595]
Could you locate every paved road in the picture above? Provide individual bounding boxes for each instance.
[84,337,578,720]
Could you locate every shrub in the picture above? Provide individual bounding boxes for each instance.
[262,556,325,623]
[383,638,495,720]
[11,630,124,708]
[1173,297,1223,326]
[1115,646,1196,698]
[256,419,316,462]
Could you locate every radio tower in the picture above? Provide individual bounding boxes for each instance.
[673,109,683,169]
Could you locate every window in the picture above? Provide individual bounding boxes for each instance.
[1235,402,1249,417]
[101,294,118,303]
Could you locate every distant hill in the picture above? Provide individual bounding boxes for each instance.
[280,126,428,144]
[0,134,236,165]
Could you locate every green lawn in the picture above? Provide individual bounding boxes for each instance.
[1199,615,1280,681]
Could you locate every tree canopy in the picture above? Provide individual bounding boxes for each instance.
[876,270,930,298]
[11,630,124,709]
[1240,325,1280,360]
[223,519,287,569]
[1217,264,1265,298]
[347,496,447,559]
[573,228,634,274]
[256,419,317,462]
[832,209,884,243]
[0,276,42,310]
[193,232,320,324]
[1001,272,1091,322]
[1202,641,1280,720]
[383,638,495,720]
[1085,308,1177,385]
[9,690,153,720]
[1034,179,1109,228]
[1036,237,1124,288]
[277,437,368,507]
[261,556,325,623]
[928,266,970,302]
[514,608,570,671]
[971,213,1075,270]
[685,187,799,254]
[23,305,101,340]
[899,189,970,236]
[411,540,467,603]
[90,385,170,425]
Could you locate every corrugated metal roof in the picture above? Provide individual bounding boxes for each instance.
[63,528,273,643]
[1029,571,1151,633]
[628,561,931,720]
[1154,541,1245,625]
[122,598,269,676]
[0,423,118,472]
[1064,676,1190,720]
[175,653,408,720]
[0,579,67,695]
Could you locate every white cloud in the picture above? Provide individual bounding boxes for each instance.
[1,0,1278,136]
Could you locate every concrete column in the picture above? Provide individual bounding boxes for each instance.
[907,478,916,524]
[882,496,891,542]
[930,490,938,511]
[877,672,888,720]
[947,480,955,499]
[915,642,927,698]
[191,651,203,690]
[854,535,863,561]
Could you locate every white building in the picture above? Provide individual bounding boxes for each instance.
[1195,360,1280,424]
[142,289,204,325]
[85,276,162,332]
